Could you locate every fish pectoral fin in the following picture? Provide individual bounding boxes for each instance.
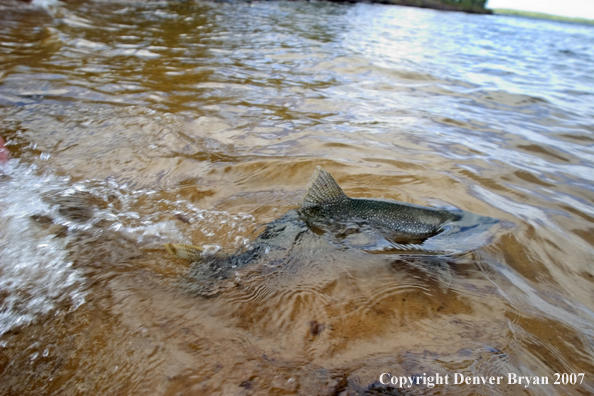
[164,243,203,261]
[302,166,349,209]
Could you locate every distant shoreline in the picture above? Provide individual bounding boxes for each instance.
[492,8,594,25]
[361,0,491,14]
[310,0,488,14]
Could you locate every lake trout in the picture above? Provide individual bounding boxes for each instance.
[299,166,460,245]
[165,166,498,294]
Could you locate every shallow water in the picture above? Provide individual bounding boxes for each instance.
[0,0,593,394]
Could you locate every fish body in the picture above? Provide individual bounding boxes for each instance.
[166,166,499,294]
[299,167,460,245]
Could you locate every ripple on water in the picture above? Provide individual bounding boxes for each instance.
[0,158,260,337]
[1,0,594,394]
[0,162,84,335]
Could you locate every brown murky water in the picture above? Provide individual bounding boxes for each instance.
[1,0,593,395]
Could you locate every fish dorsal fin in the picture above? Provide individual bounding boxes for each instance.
[302,166,349,208]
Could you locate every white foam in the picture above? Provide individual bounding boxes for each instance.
[0,160,257,335]
[0,161,85,335]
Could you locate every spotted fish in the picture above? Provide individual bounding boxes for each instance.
[299,166,461,247]
[165,166,499,294]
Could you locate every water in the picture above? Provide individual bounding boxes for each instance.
[0,0,593,394]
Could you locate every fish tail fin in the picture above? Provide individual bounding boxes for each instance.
[164,243,203,261]
[302,166,349,208]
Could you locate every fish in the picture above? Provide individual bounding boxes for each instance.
[299,166,460,246]
[165,166,499,294]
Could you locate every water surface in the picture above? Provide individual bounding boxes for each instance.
[1,0,593,394]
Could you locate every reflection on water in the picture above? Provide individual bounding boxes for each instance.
[0,0,593,394]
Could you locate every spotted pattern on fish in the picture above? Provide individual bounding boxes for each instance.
[300,166,460,242]
[165,166,498,295]
[302,166,349,208]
